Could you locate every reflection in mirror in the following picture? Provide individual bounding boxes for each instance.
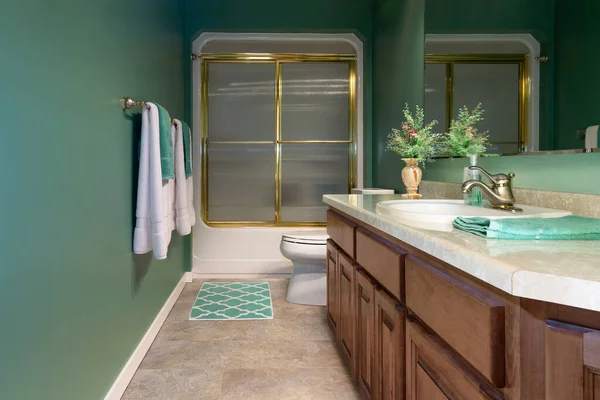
[424,0,600,155]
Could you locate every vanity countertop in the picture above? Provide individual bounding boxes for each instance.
[324,194,600,312]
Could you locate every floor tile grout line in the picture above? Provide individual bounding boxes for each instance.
[179,343,192,369]
[216,368,225,400]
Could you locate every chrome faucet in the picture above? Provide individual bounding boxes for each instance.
[461,166,522,212]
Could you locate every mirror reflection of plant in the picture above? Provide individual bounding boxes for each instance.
[386,104,441,164]
[443,103,490,157]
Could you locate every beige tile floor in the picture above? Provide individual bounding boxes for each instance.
[122,278,361,400]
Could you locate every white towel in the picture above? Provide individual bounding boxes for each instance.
[186,128,196,228]
[585,125,599,150]
[133,103,175,259]
[173,119,192,235]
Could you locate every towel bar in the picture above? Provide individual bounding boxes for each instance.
[121,97,175,124]
[121,97,146,110]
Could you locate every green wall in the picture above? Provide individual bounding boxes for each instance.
[425,0,556,151]
[554,0,600,150]
[183,0,374,185]
[0,1,186,399]
[423,153,600,195]
[372,0,426,191]
[421,0,600,195]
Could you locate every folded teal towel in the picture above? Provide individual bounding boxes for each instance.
[156,104,174,180]
[180,121,192,178]
[453,215,600,240]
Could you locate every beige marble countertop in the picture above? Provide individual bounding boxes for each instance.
[324,194,600,312]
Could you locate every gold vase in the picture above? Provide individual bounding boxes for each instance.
[401,158,423,199]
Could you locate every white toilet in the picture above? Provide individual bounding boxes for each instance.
[280,230,329,306]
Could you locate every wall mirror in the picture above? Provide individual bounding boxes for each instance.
[424,0,599,156]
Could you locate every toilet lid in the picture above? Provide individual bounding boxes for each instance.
[282,231,329,245]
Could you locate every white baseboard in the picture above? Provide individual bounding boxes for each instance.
[193,258,293,275]
[103,272,192,400]
[191,272,291,280]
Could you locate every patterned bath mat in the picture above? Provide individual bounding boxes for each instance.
[189,282,273,320]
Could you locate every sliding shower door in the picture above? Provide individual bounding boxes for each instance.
[201,54,356,226]
[279,62,352,223]
[205,62,277,222]
[425,55,527,154]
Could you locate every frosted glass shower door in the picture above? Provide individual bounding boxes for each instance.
[206,62,276,222]
[279,62,352,222]
[424,63,448,130]
[453,63,521,154]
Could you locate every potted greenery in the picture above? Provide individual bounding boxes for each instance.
[386,104,440,198]
[442,103,490,205]
[442,103,490,158]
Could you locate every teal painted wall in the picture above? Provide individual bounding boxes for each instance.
[423,153,600,195]
[183,0,374,185]
[0,1,186,399]
[425,0,556,151]
[421,0,600,195]
[554,0,600,150]
[372,0,426,191]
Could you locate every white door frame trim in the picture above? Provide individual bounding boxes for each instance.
[190,33,365,275]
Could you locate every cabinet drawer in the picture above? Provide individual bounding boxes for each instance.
[406,256,506,388]
[407,320,501,400]
[327,210,356,258]
[355,227,405,301]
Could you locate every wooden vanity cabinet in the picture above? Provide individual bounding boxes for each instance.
[326,208,600,400]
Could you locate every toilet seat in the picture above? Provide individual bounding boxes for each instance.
[282,231,329,245]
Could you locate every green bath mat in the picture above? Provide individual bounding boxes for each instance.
[189,282,273,320]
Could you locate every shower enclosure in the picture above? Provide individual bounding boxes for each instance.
[201,53,357,227]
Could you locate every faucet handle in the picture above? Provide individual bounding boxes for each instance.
[488,172,515,185]
[468,166,515,185]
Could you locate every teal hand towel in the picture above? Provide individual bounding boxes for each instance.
[180,121,192,178]
[453,215,600,240]
[156,104,174,180]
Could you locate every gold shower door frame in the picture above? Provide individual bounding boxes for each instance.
[425,54,529,153]
[200,53,358,227]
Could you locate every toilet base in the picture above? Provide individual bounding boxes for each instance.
[286,263,327,306]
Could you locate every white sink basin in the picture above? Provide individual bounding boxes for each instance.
[376,200,572,232]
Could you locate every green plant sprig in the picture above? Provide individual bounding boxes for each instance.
[442,103,490,157]
[386,104,441,164]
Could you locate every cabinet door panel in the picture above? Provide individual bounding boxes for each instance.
[326,240,339,339]
[545,320,600,400]
[406,256,505,387]
[416,364,448,400]
[356,270,375,399]
[374,289,406,400]
[339,252,356,378]
[406,320,499,400]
